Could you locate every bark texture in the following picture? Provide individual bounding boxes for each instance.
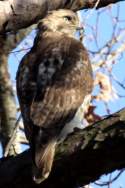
[0,108,125,188]
[0,0,124,33]
[0,36,17,155]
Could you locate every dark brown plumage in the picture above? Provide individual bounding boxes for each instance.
[16,9,93,183]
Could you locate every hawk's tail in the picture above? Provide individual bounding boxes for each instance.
[32,139,57,184]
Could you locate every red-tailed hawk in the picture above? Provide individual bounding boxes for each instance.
[16,9,93,184]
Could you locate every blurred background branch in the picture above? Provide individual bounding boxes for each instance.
[0,35,17,155]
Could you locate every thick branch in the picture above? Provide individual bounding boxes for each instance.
[0,36,18,155]
[0,108,125,188]
[0,0,124,33]
[5,24,36,52]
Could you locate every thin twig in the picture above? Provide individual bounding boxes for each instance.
[79,0,101,42]
[86,0,101,21]
[94,170,125,186]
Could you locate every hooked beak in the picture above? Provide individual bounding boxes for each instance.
[76,25,85,41]
[76,26,84,31]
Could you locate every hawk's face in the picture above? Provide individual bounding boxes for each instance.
[38,9,80,37]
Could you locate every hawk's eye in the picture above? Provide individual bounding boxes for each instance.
[63,16,72,22]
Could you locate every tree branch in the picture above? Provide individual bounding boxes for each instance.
[0,108,125,188]
[5,24,36,52]
[0,0,124,33]
[0,29,28,156]
[0,36,18,155]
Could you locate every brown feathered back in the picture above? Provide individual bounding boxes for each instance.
[16,9,93,184]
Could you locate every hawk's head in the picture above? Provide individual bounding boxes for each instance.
[38,9,81,37]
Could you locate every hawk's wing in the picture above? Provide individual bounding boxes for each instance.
[17,36,92,136]
[30,42,85,131]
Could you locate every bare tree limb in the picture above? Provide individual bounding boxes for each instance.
[0,108,125,188]
[0,36,20,155]
[4,114,21,157]
[5,24,36,52]
[0,0,124,33]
